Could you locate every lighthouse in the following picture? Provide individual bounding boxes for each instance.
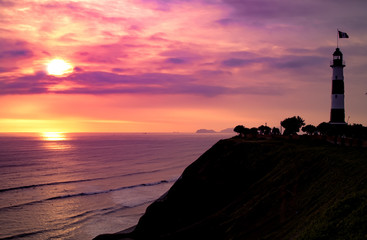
[329,47,346,124]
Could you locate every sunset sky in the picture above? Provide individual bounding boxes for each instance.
[1,0,366,133]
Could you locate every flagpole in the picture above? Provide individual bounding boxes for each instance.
[337,29,339,48]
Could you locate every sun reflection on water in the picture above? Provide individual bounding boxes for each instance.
[40,132,72,150]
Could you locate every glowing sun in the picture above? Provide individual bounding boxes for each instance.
[41,132,67,141]
[47,59,73,76]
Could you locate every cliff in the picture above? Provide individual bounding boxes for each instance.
[94,137,367,240]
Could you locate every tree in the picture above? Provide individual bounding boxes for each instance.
[258,125,271,135]
[281,116,305,135]
[317,122,330,136]
[234,125,245,137]
[346,124,367,140]
[234,125,250,138]
[271,127,281,135]
[250,127,258,137]
[302,125,317,135]
[264,126,271,135]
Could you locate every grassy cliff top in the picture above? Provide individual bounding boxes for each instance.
[95,137,367,240]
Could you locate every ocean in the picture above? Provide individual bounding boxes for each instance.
[0,132,232,240]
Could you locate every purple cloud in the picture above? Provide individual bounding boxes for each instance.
[222,0,315,21]
[111,68,128,73]
[196,70,232,77]
[221,0,367,35]
[215,18,237,26]
[160,49,202,62]
[17,71,48,81]
[0,38,34,60]
[73,66,84,72]
[52,82,286,97]
[0,71,51,95]
[165,58,187,64]
[64,71,196,85]
[0,70,287,96]
[0,49,33,59]
[222,58,257,67]
[273,55,328,69]
[222,53,327,70]
[0,0,14,7]
[0,67,16,73]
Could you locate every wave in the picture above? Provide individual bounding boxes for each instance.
[0,162,40,169]
[0,228,53,240]
[0,169,167,193]
[64,202,150,229]
[47,179,172,201]
[1,201,151,240]
[0,179,176,212]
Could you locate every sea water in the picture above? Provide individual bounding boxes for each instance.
[0,133,231,240]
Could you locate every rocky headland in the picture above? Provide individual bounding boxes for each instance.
[94,136,367,240]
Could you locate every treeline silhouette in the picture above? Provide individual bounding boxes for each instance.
[234,116,367,141]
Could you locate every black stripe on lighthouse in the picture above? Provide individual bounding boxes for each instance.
[331,80,344,94]
[330,109,345,123]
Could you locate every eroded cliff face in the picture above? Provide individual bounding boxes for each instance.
[94,137,367,240]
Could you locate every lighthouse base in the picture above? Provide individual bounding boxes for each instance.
[330,109,346,124]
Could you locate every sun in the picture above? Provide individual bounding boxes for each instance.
[41,132,67,141]
[47,59,73,76]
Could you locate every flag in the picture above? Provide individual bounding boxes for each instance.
[338,31,349,38]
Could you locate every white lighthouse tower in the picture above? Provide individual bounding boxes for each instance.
[329,47,346,124]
